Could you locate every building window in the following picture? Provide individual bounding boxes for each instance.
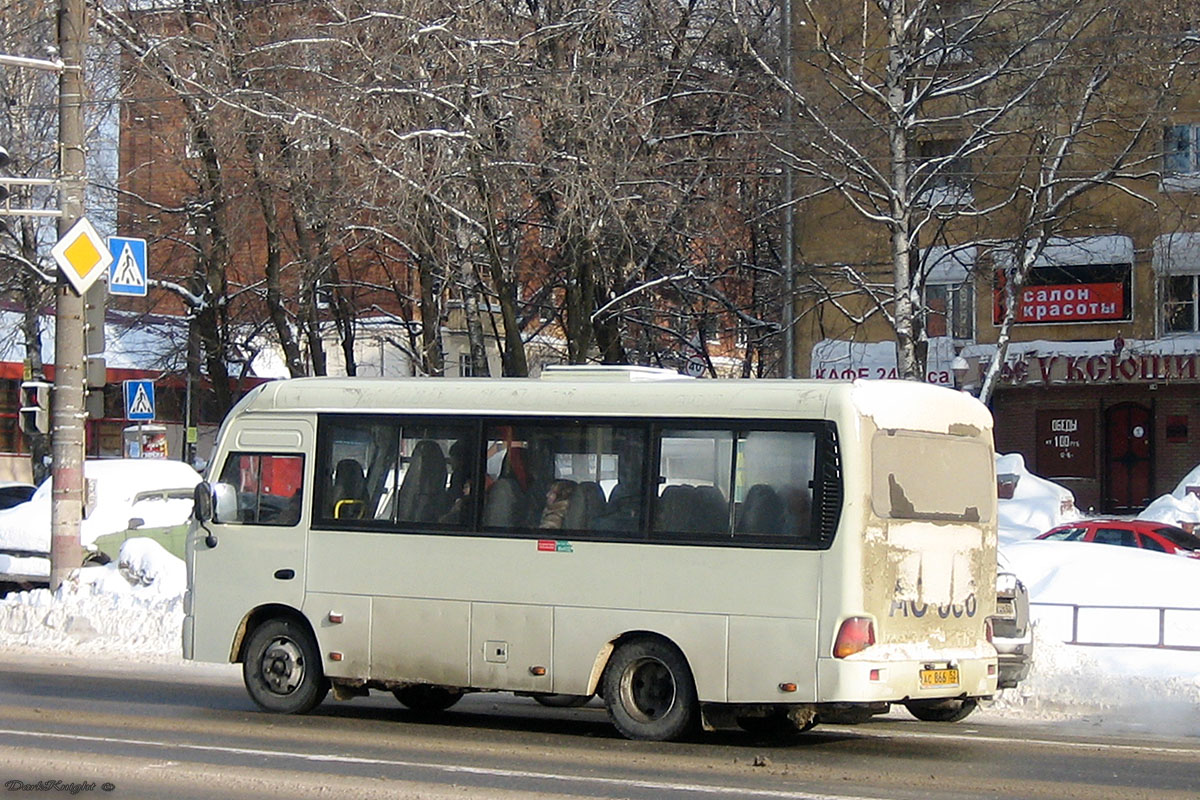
[921,1,975,66]
[1164,125,1200,190]
[919,245,976,341]
[915,139,972,207]
[1164,274,1198,332]
[1153,232,1200,333]
[924,281,975,340]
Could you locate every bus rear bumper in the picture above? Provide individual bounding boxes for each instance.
[816,654,997,702]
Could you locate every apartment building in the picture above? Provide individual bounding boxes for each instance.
[788,0,1200,514]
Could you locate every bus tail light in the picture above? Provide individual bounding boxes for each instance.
[833,617,875,658]
[985,617,994,643]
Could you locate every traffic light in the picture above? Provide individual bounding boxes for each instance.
[85,282,107,419]
[19,380,51,435]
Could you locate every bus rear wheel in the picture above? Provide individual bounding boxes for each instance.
[393,685,464,713]
[602,638,698,741]
[903,698,977,722]
[242,618,328,714]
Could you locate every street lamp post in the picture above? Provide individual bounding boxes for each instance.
[0,14,86,592]
[50,0,89,591]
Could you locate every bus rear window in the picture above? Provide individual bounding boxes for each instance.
[870,432,992,523]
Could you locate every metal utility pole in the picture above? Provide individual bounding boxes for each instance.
[781,0,796,378]
[50,0,88,591]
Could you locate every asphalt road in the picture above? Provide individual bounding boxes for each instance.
[0,653,1197,800]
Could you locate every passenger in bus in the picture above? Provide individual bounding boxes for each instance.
[521,438,557,527]
[594,445,644,532]
[439,440,474,525]
[538,479,577,529]
[563,481,607,531]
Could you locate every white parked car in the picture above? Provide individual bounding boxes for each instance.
[0,458,201,592]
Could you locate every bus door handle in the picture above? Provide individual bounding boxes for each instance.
[274,569,295,581]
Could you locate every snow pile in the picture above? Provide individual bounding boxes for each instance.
[1000,538,1200,607]
[117,537,187,590]
[1138,463,1200,528]
[993,535,1200,728]
[991,630,1200,732]
[995,452,1081,542]
[0,537,184,659]
[0,458,200,555]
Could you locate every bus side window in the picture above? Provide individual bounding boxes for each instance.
[735,430,816,542]
[217,453,304,526]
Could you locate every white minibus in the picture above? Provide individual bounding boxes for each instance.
[186,367,998,740]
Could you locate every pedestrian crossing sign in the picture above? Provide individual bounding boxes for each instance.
[124,379,155,421]
[107,236,148,297]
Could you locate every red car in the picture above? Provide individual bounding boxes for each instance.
[1037,519,1200,558]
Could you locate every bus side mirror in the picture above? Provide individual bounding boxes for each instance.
[193,482,213,522]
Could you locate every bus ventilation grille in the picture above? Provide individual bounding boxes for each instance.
[817,424,843,547]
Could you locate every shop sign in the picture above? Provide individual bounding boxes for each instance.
[1035,409,1095,478]
[1000,352,1200,386]
[1011,282,1126,323]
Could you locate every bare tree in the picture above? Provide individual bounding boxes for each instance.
[733,0,1196,383]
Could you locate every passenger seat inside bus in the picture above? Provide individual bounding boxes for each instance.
[394,440,449,523]
[331,459,367,520]
[736,484,786,536]
[484,450,528,528]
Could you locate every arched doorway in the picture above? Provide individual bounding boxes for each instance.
[1103,402,1153,513]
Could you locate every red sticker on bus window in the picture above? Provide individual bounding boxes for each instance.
[537,540,557,552]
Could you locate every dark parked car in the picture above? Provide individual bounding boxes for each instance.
[0,481,36,511]
[1036,519,1200,558]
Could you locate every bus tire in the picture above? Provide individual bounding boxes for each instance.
[903,698,977,722]
[393,685,464,713]
[602,637,698,741]
[242,618,328,714]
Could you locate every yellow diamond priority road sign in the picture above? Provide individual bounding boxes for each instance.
[51,217,112,295]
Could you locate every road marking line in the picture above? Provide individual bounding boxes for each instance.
[0,727,875,800]
[842,726,1200,756]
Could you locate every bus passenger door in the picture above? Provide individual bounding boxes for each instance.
[187,426,312,665]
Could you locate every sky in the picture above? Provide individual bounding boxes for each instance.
[1,454,1199,735]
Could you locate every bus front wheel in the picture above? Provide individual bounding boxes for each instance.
[602,638,698,741]
[242,618,329,714]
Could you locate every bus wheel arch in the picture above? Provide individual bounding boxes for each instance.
[600,632,700,741]
[238,608,330,715]
[232,603,311,664]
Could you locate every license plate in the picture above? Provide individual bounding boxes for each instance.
[995,599,1015,616]
[920,668,959,688]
